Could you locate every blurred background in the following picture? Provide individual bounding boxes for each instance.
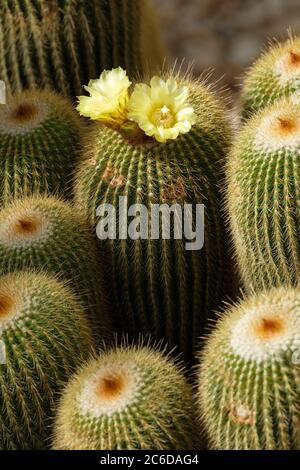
[153,0,300,90]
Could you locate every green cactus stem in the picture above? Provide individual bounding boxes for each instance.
[0,271,94,450]
[53,345,200,450]
[197,288,300,450]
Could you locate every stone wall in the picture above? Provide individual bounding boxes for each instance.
[153,0,300,89]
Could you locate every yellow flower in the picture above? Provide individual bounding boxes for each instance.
[128,76,196,143]
[77,67,131,125]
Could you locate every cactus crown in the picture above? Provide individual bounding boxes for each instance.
[0,90,82,136]
[53,345,199,450]
[0,196,72,249]
[228,292,300,362]
[0,206,51,249]
[241,36,300,116]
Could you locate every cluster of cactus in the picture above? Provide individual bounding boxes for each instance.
[2,0,300,451]
[0,0,163,97]
[75,73,232,364]
[0,196,111,338]
[0,272,93,449]
[197,34,300,451]
[53,345,200,450]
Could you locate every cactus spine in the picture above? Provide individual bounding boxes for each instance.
[241,36,300,118]
[0,0,163,98]
[227,99,300,292]
[0,272,94,450]
[0,196,111,338]
[0,90,84,204]
[53,345,200,450]
[75,74,232,363]
[197,288,300,450]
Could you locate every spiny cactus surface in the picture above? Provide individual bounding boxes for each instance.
[0,90,84,205]
[197,288,300,450]
[53,345,200,450]
[0,0,163,97]
[75,74,232,363]
[0,196,111,338]
[227,99,300,292]
[241,36,300,118]
[0,272,93,450]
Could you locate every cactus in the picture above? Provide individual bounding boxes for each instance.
[75,74,232,363]
[53,345,200,450]
[241,36,300,118]
[0,90,84,205]
[0,271,94,450]
[197,288,300,450]
[0,195,111,339]
[227,99,300,292]
[0,0,163,98]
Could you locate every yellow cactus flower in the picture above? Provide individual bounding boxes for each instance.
[77,67,131,125]
[128,76,196,143]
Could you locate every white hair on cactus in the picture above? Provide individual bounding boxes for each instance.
[230,300,300,362]
[273,49,300,85]
[78,361,143,418]
[0,208,52,249]
[254,105,300,151]
[0,99,49,135]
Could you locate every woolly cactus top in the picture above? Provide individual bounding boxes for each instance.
[202,288,300,365]
[229,100,300,168]
[254,104,300,151]
[76,357,143,419]
[0,206,51,249]
[0,90,83,136]
[229,293,300,363]
[241,36,300,116]
[0,196,79,250]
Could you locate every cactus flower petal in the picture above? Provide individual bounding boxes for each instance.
[77,67,131,125]
[128,76,196,143]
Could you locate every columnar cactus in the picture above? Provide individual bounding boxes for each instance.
[241,36,300,118]
[0,90,84,205]
[53,345,200,450]
[0,196,111,338]
[197,288,300,450]
[0,272,94,450]
[75,73,232,363]
[0,0,163,97]
[227,99,300,292]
